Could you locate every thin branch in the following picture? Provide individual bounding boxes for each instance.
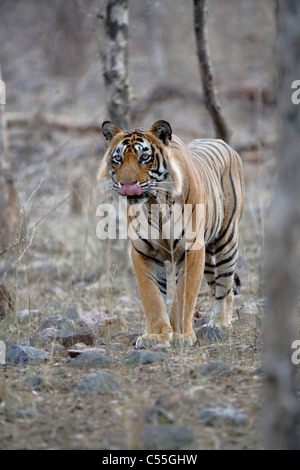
[193,0,232,143]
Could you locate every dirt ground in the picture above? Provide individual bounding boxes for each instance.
[1,0,297,450]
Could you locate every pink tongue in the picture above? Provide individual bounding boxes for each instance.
[120,183,142,196]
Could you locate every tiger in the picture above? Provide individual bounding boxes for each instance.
[98,120,245,348]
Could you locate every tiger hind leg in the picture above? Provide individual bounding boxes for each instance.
[204,234,238,328]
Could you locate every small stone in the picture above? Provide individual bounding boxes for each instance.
[37,313,75,332]
[192,361,231,378]
[74,371,119,395]
[18,408,41,417]
[198,407,247,426]
[196,325,224,342]
[67,346,106,358]
[141,424,194,450]
[70,351,111,369]
[18,309,40,321]
[52,329,95,347]
[23,375,44,389]
[6,344,49,365]
[125,350,168,366]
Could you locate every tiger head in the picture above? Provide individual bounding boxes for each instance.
[97,120,183,201]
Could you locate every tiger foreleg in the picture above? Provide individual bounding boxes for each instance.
[170,248,205,346]
[131,248,172,349]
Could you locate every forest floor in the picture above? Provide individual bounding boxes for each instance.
[1,0,299,451]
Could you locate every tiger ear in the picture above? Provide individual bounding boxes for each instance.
[150,120,172,145]
[102,121,122,143]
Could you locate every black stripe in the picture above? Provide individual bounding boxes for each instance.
[173,203,196,250]
[154,277,167,294]
[215,288,232,300]
[205,262,215,268]
[215,223,236,254]
[215,271,235,280]
[133,244,164,266]
[129,215,155,251]
[215,248,238,268]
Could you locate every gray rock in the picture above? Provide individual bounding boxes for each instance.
[18,408,41,417]
[23,375,44,389]
[18,309,41,321]
[196,325,224,342]
[198,407,247,426]
[49,329,95,347]
[6,344,49,365]
[192,361,231,377]
[141,424,194,450]
[125,350,168,366]
[70,351,111,369]
[37,308,81,332]
[37,314,75,332]
[62,308,81,321]
[194,318,208,329]
[74,371,119,394]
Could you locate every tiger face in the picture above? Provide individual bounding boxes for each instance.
[98,120,183,201]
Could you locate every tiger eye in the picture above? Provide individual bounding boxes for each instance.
[113,155,122,163]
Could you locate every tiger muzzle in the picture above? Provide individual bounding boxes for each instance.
[120,182,142,196]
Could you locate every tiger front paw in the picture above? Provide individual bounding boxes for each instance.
[171,331,197,347]
[135,332,172,349]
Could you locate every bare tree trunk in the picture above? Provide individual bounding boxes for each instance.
[193,0,232,143]
[102,0,130,267]
[103,0,130,130]
[263,0,300,450]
